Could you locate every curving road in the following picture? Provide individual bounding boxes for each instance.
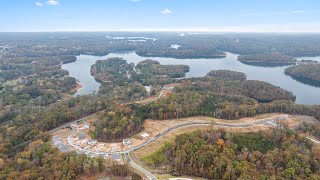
[60,115,288,179]
[61,115,288,180]
[65,124,159,179]
[49,113,97,133]
[124,115,287,153]
[125,153,157,180]
[307,137,320,144]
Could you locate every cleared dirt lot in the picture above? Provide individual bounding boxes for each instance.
[134,113,318,158]
[134,83,179,104]
[53,113,318,180]
[54,113,317,157]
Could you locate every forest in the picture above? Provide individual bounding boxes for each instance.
[94,84,319,142]
[143,129,320,179]
[91,58,147,101]
[238,52,296,66]
[0,139,141,179]
[135,93,258,120]
[0,55,76,82]
[136,90,320,121]
[135,45,226,59]
[206,70,247,81]
[3,33,320,59]
[285,64,320,86]
[175,76,296,102]
[91,58,189,102]
[92,104,143,142]
[91,58,189,86]
[132,59,189,85]
[0,95,109,156]
[0,54,78,108]
[90,70,317,143]
[296,122,320,140]
[2,32,320,179]
[91,58,135,85]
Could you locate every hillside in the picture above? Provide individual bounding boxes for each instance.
[285,64,320,86]
[143,129,320,179]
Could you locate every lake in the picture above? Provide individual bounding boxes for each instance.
[62,52,320,105]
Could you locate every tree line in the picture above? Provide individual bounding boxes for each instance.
[144,128,320,179]
[92,104,143,142]
[285,64,320,87]
[175,77,296,102]
[0,139,141,179]
[238,52,296,66]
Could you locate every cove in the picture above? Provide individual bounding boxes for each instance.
[62,52,320,105]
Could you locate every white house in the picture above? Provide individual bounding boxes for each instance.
[122,138,132,147]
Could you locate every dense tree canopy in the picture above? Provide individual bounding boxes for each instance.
[0,139,141,179]
[144,129,320,179]
[92,105,143,142]
[132,59,189,85]
[91,58,134,85]
[135,92,258,120]
[2,32,320,179]
[175,77,296,102]
[297,122,320,139]
[285,64,320,86]
[0,95,108,157]
[91,58,189,86]
[135,42,226,59]
[238,52,296,66]
[0,140,106,179]
[136,91,320,121]
[206,70,247,81]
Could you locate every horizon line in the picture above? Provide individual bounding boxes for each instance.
[1,30,320,34]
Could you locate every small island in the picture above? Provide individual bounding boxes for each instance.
[285,64,320,87]
[238,52,297,66]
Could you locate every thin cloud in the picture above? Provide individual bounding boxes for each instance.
[35,2,43,7]
[242,10,306,17]
[292,10,305,14]
[47,0,59,6]
[161,8,172,15]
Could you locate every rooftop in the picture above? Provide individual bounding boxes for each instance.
[112,153,121,160]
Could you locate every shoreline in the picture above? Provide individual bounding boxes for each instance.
[70,82,84,94]
[285,73,320,87]
[238,60,296,67]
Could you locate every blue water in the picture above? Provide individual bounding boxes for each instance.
[62,52,320,105]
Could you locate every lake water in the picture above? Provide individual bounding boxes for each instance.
[170,44,181,49]
[62,52,320,105]
[296,56,320,62]
[61,55,101,96]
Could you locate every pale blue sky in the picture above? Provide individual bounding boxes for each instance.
[1,0,320,32]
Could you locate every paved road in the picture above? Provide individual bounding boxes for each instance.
[124,115,287,153]
[0,45,9,54]
[158,90,165,99]
[125,153,158,180]
[50,89,169,134]
[307,137,320,144]
[62,115,287,180]
[67,125,107,156]
[49,113,97,133]
[65,124,158,179]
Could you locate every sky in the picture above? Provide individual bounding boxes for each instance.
[1,0,320,32]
